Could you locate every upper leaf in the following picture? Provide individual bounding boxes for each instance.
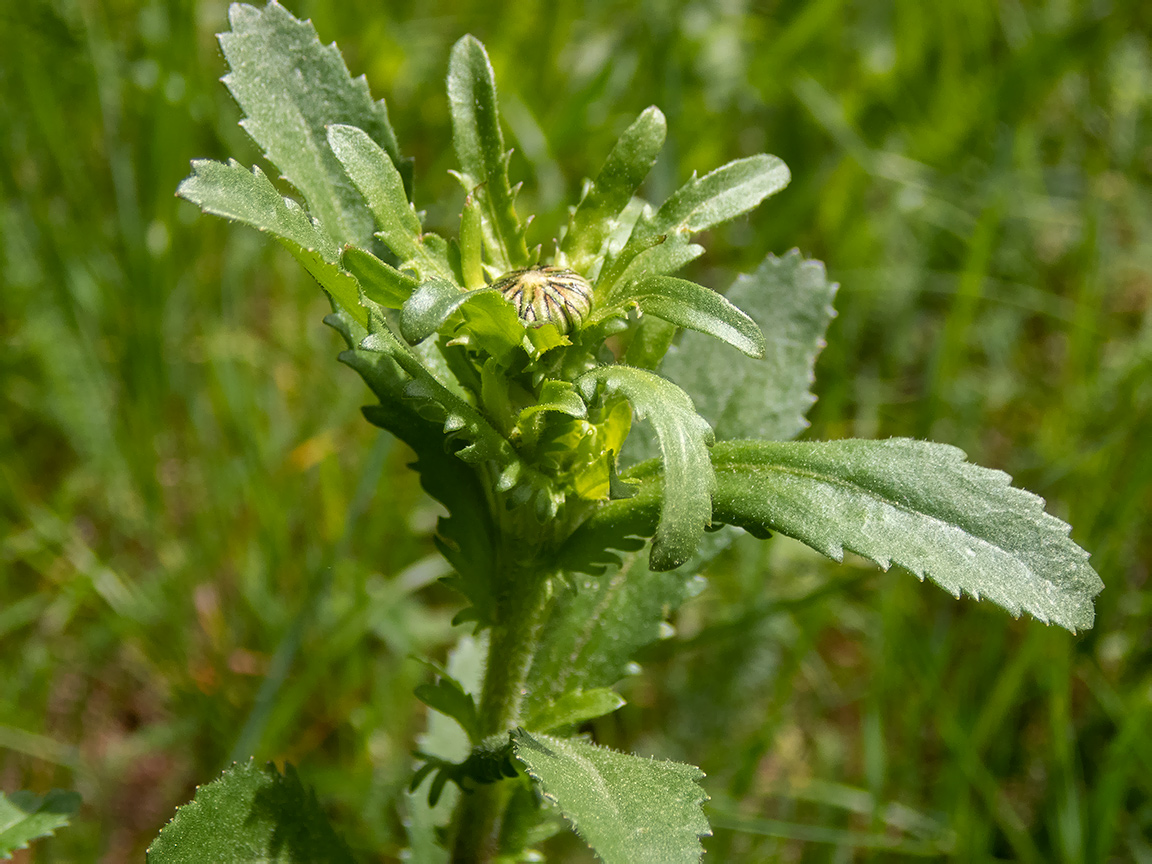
[600,154,790,294]
[576,367,715,571]
[710,439,1103,631]
[561,106,667,274]
[512,730,710,864]
[177,159,366,326]
[608,276,765,358]
[0,789,80,859]
[660,250,838,441]
[448,35,529,271]
[648,155,791,236]
[219,1,406,247]
[327,124,453,281]
[146,760,355,864]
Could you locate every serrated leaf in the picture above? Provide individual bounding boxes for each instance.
[525,689,627,733]
[608,276,765,358]
[532,528,726,718]
[576,367,714,570]
[448,35,529,271]
[341,246,417,309]
[0,789,80,859]
[177,159,366,326]
[710,439,1103,631]
[511,731,710,864]
[661,250,837,441]
[327,124,452,281]
[146,760,354,864]
[218,1,406,247]
[561,106,666,274]
[334,316,500,625]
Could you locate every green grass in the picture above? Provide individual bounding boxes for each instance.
[2,0,1150,860]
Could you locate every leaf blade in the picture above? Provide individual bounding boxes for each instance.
[561,106,667,273]
[511,731,710,864]
[611,276,766,358]
[576,367,715,570]
[218,1,406,247]
[177,159,366,326]
[447,35,528,270]
[146,760,355,864]
[660,250,838,441]
[0,790,80,859]
[711,438,1103,631]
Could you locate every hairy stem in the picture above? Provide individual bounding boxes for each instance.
[450,568,553,862]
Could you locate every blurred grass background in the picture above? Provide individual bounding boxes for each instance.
[2,0,1150,860]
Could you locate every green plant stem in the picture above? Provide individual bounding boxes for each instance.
[450,567,553,862]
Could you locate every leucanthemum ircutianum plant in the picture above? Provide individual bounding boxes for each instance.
[154,3,1103,862]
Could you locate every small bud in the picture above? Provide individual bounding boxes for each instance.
[492,266,593,333]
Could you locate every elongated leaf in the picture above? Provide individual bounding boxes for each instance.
[218,1,406,246]
[415,676,481,744]
[710,439,1103,631]
[327,124,452,280]
[511,731,710,864]
[448,35,528,270]
[525,688,627,733]
[561,107,666,273]
[178,159,366,326]
[528,529,726,718]
[341,246,417,308]
[146,760,354,864]
[601,155,790,292]
[661,250,837,441]
[576,367,714,570]
[649,154,791,236]
[0,789,80,859]
[610,276,765,358]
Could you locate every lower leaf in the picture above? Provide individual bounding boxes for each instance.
[512,730,711,864]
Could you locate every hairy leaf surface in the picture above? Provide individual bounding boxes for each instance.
[709,439,1103,631]
[661,250,837,441]
[577,367,714,570]
[512,731,710,864]
[218,1,406,247]
[0,790,80,859]
[562,106,666,274]
[177,159,366,326]
[609,276,765,358]
[146,760,354,864]
[327,124,452,280]
[448,35,528,270]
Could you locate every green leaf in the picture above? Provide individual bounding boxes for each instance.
[401,279,475,343]
[648,154,791,236]
[561,106,666,274]
[602,154,790,292]
[0,789,80,859]
[532,528,726,718]
[327,124,452,281]
[415,674,482,744]
[340,246,417,309]
[525,689,627,733]
[511,731,710,864]
[517,380,588,423]
[608,276,765,358]
[576,367,715,570]
[218,1,407,247]
[146,760,354,864]
[710,439,1104,632]
[447,35,529,271]
[661,250,837,441]
[177,159,366,327]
